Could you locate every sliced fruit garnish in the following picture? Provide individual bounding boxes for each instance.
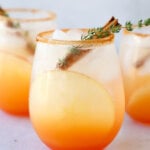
[30,70,115,145]
[127,84,150,122]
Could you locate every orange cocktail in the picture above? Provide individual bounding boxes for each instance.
[30,29,125,149]
[0,7,56,115]
[0,12,32,115]
[0,51,31,115]
[120,27,150,123]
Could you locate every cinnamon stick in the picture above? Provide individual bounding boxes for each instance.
[57,48,91,70]
[56,17,118,70]
[103,16,121,31]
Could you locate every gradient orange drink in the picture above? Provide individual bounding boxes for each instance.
[0,8,56,115]
[120,27,150,123]
[0,51,31,115]
[30,29,125,149]
[0,14,32,115]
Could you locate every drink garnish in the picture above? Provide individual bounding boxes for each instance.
[134,49,150,68]
[57,46,91,70]
[56,17,119,70]
[56,17,150,70]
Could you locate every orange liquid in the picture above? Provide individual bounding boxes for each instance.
[30,71,124,150]
[123,69,150,123]
[101,77,125,147]
[0,51,31,115]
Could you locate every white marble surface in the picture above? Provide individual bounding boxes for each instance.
[0,110,150,150]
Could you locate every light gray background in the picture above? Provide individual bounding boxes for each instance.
[1,0,150,28]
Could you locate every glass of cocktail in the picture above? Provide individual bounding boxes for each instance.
[6,8,56,48]
[0,8,56,115]
[29,28,125,149]
[120,26,150,123]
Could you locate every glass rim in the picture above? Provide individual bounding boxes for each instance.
[36,29,114,45]
[123,27,150,38]
[5,8,56,22]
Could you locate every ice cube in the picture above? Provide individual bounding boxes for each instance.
[70,44,119,82]
[52,29,68,40]
[66,29,83,40]
[52,29,82,41]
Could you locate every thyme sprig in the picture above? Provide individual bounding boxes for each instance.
[57,46,81,68]
[57,46,91,70]
[125,18,150,31]
[57,17,150,70]
[82,18,150,40]
[81,28,112,40]
[125,21,133,31]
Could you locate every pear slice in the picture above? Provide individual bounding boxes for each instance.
[30,70,115,146]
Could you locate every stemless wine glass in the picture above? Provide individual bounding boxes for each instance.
[0,8,56,115]
[120,26,150,123]
[7,8,56,48]
[29,29,125,150]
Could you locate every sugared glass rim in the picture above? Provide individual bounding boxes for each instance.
[123,26,150,38]
[36,29,114,45]
[5,8,56,22]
